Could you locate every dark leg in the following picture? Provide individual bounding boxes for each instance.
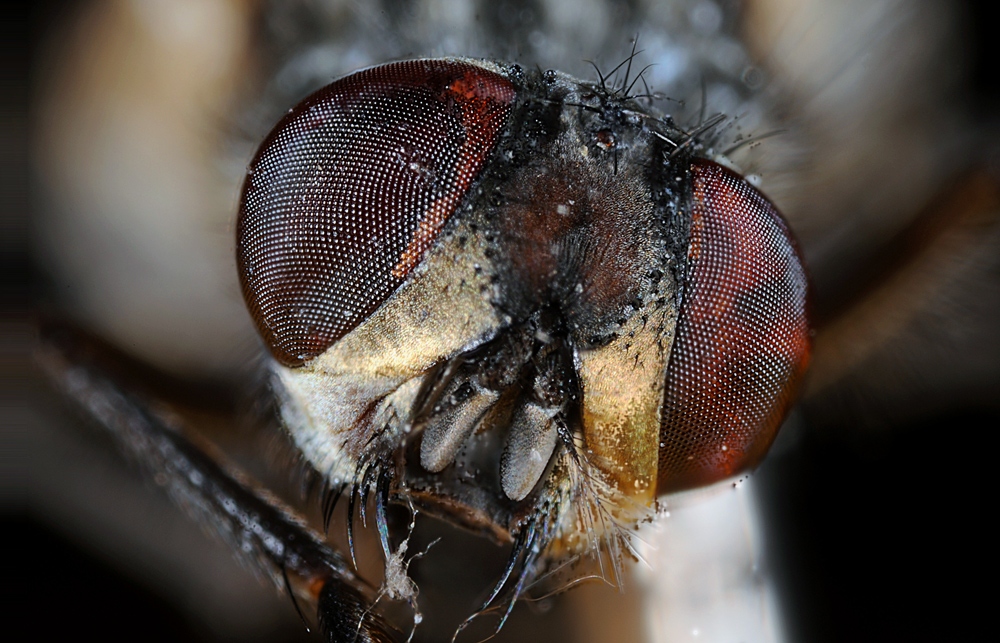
[36,325,398,643]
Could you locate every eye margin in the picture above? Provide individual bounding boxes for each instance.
[235,59,517,367]
[656,158,812,495]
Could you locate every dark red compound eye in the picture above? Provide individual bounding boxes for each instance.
[657,159,812,494]
[237,60,515,366]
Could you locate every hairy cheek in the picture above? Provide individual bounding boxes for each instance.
[657,160,811,495]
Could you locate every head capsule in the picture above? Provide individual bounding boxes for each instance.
[236,59,810,566]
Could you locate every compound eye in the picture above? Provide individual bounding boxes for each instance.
[657,159,811,494]
[237,60,515,366]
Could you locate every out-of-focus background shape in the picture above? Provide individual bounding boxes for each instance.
[15,0,997,641]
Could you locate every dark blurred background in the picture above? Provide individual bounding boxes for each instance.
[14,0,998,641]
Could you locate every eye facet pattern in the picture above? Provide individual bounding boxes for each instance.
[657,159,811,494]
[237,60,515,366]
